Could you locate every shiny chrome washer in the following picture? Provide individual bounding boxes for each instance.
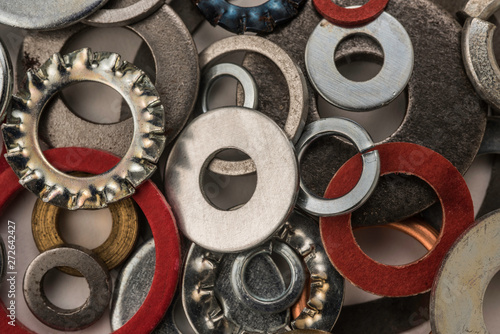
[305,12,413,111]
[23,245,111,331]
[2,49,165,210]
[296,118,380,217]
[0,39,12,123]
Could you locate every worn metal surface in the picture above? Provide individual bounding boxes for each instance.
[430,210,500,333]
[239,0,486,227]
[23,245,111,331]
[0,39,12,123]
[306,13,413,111]
[19,4,199,157]
[84,0,164,26]
[195,0,307,34]
[296,118,380,217]
[313,0,388,27]
[460,0,500,19]
[200,63,258,114]
[199,36,308,176]
[164,107,298,253]
[0,0,108,30]
[2,49,165,210]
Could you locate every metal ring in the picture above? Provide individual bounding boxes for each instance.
[312,0,389,27]
[84,0,164,27]
[23,245,111,331]
[194,0,307,34]
[31,180,139,276]
[199,35,308,176]
[296,118,380,217]
[2,49,166,210]
[0,38,12,123]
[231,241,306,314]
[320,142,475,297]
[165,107,298,252]
[460,0,500,19]
[430,210,500,333]
[0,147,181,334]
[305,13,413,111]
[201,63,258,114]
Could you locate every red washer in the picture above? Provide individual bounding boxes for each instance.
[0,147,181,334]
[313,0,389,27]
[320,142,474,297]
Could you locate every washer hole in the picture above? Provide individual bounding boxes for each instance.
[483,270,500,332]
[206,76,242,111]
[334,0,370,7]
[229,0,270,7]
[43,268,90,309]
[464,154,494,217]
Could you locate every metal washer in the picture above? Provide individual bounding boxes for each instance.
[84,0,164,27]
[305,12,414,111]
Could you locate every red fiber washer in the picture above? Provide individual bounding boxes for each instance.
[313,0,389,27]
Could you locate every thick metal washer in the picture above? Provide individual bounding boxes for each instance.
[19,4,199,157]
[305,12,413,111]
[0,38,12,123]
[199,35,308,176]
[23,245,111,331]
[239,0,486,227]
[296,118,380,217]
[165,107,298,252]
[0,0,108,30]
[2,49,165,210]
[430,210,500,333]
[200,63,258,114]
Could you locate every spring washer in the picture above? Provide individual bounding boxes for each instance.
[305,12,413,111]
[296,118,380,217]
[200,63,258,114]
[23,245,111,331]
[0,38,12,123]
[165,107,298,252]
[312,0,389,27]
[430,210,500,333]
[199,35,308,176]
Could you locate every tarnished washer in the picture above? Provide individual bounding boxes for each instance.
[23,245,111,331]
[0,0,108,30]
[430,210,500,333]
[199,35,308,176]
[305,12,413,111]
[164,107,298,252]
[20,4,199,157]
[296,118,380,217]
[460,0,500,19]
[2,49,166,210]
[200,63,258,114]
[0,38,12,123]
[84,0,164,26]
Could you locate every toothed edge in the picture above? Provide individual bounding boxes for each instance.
[74,189,92,209]
[38,53,66,81]
[126,160,156,187]
[141,133,166,163]
[2,123,24,145]
[96,52,121,72]
[65,48,93,69]
[41,185,64,203]
[19,169,40,186]
[104,178,135,203]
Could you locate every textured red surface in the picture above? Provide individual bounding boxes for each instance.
[0,147,181,334]
[313,0,389,27]
[0,140,8,174]
[320,143,475,297]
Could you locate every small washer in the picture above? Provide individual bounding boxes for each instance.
[430,210,500,333]
[305,12,413,111]
[0,38,12,123]
[2,49,166,210]
[296,118,380,217]
[313,0,389,27]
[23,245,111,331]
[200,63,258,114]
[165,107,298,253]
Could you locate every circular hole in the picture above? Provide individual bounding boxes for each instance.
[206,76,240,111]
[201,149,257,211]
[43,268,90,309]
[483,270,500,332]
[335,0,370,7]
[229,0,270,7]
[58,208,113,249]
[463,154,494,218]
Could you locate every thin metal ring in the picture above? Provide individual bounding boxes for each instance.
[84,0,164,27]
[312,0,389,27]
[201,63,258,114]
[305,13,413,111]
[23,245,111,331]
[430,210,500,333]
[231,241,306,314]
[165,107,298,252]
[2,49,166,210]
[460,0,500,19]
[195,0,307,34]
[31,179,139,276]
[296,118,380,217]
[0,38,12,123]
[199,35,308,176]
[0,147,181,334]
[320,142,475,297]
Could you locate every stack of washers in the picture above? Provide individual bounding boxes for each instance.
[0,0,499,333]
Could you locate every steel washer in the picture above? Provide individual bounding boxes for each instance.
[83,0,164,27]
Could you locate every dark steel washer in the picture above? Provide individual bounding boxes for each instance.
[238,0,486,227]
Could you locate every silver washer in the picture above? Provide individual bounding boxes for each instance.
[305,13,413,111]
[460,0,500,19]
[84,0,164,27]
[296,118,380,217]
[23,245,111,331]
[201,63,258,114]
[0,38,12,123]
[2,49,166,210]
[164,107,298,253]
